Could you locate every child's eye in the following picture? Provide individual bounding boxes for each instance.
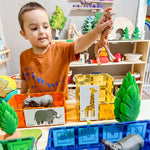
[31,27,37,30]
[44,26,49,29]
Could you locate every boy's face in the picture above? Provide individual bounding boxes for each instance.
[20,9,51,50]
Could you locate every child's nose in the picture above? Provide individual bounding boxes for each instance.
[39,27,45,34]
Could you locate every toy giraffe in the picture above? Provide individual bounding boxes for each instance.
[84,88,97,117]
[95,10,115,64]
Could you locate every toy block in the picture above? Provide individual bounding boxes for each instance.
[75,73,115,121]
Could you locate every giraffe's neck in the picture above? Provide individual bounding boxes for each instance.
[90,94,95,107]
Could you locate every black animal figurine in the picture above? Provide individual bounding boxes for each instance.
[22,95,53,108]
[102,134,144,150]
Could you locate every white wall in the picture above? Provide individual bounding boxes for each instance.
[0,0,147,75]
[0,6,7,75]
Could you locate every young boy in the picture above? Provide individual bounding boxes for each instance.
[18,2,113,99]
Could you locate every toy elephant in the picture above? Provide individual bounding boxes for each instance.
[34,109,61,125]
[22,95,53,108]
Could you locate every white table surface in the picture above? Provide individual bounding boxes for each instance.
[0,99,150,150]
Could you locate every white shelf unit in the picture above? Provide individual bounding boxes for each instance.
[69,40,150,97]
[0,47,10,64]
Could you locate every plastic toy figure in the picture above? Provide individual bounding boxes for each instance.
[102,134,144,150]
[22,95,53,108]
[94,9,115,64]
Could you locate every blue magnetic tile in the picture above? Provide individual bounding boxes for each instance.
[46,120,150,150]
[79,148,99,150]
[126,122,147,138]
[78,127,99,145]
[53,128,75,147]
[103,125,124,142]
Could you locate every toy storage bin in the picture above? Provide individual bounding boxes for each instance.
[0,137,36,150]
[8,92,65,128]
[46,120,150,150]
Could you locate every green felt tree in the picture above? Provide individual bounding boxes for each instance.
[131,27,141,40]
[121,27,130,40]
[93,12,102,28]
[50,5,67,39]
[83,16,94,34]
[114,72,141,122]
[0,100,18,134]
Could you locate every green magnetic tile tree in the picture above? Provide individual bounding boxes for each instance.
[114,72,141,122]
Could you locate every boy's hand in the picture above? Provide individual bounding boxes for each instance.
[94,7,113,35]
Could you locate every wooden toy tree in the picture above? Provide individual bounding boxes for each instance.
[83,16,94,34]
[50,5,67,39]
[131,27,141,40]
[114,72,141,122]
[121,27,130,40]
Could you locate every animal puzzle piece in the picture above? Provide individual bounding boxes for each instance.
[35,109,61,125]
[22,95,53,108]
[0,78,12,98]
[95,9,115,64]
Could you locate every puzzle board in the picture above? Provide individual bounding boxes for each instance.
[80,85,99,121]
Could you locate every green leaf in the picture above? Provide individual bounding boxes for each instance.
[114,97,122,108]
[1,110,17,134]
[116,86,126,98]
[0,100,18,134]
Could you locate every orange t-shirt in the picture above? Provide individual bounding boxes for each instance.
[20,42,79,99]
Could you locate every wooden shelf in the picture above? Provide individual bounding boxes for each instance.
[69,40,150,97]
[0,47,10,64]
[70,61,146,67]
[108,40,150,43]
[72,7,102,12]
[85,0,115,4]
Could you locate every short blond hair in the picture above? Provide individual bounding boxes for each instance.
[18,2,47,30]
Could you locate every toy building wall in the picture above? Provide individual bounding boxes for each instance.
[0,0,146,75]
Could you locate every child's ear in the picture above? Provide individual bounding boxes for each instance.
[20,30,28,40]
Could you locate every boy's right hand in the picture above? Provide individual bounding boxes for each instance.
[94,7,113,35]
